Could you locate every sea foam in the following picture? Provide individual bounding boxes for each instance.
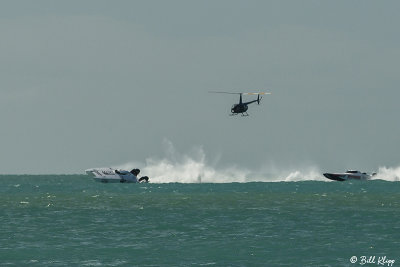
[113,139,400,183]
[113,139,325,183]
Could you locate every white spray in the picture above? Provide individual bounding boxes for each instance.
[373,166,400,182]
[113,139,327,183]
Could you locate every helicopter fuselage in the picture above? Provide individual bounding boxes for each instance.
[231,96,258,115]
[231,104,248,114]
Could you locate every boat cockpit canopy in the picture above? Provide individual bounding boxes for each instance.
[346,170,360,174]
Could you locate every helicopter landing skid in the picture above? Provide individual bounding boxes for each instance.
[229,112,249,116]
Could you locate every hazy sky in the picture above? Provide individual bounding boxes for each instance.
[1,1,400,174]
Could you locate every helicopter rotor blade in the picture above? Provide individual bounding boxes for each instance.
[208,91,242,95]
[243,92,271,96]
[208,91,271,95]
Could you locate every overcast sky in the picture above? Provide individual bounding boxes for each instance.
[1,1,400,174]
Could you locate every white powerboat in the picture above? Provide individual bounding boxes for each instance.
[85,168,149,183]
[323,170,376,181]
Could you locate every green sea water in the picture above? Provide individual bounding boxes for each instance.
[0,175,399,266]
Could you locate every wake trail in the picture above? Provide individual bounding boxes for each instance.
[373,166,400,182]
[113,140,399,183]
[113,140,325,183]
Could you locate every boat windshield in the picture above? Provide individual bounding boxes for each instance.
[346,170,359,174]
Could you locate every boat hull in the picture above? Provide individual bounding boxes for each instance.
[323,172,371,181]
[323,173,347,181]
[85,168,145,183]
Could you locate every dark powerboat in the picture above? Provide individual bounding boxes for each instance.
[323,170,376,181]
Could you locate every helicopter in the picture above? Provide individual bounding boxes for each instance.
[209,91,271,116]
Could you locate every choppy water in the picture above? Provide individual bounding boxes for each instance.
[1,175,399,266]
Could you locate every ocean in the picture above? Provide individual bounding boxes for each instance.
[0,175,399,266]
